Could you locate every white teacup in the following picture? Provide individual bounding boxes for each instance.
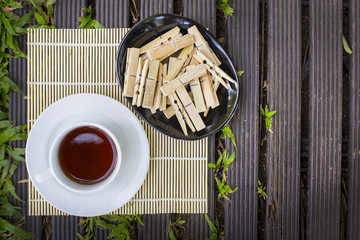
[34,122,121,193]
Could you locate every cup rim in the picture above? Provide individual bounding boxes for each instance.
[49,121,122,193]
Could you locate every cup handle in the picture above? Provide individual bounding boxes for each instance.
[34,168,54,183]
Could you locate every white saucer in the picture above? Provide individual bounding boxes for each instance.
[26,93,150,216]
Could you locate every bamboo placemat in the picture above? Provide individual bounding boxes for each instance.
[27,29,208,215]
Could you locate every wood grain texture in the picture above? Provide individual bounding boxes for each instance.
[266,0,301,239]
[225,0,259,239]
[307,1,343,239]
[346,0,360,239]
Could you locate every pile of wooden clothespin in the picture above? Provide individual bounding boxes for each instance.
[123,25,235,136]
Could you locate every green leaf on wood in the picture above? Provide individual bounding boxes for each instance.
[2,15,17,35]
[14,9,36,27]
[204,214,217,233]
[237,70,244,76]
[0,217,35,239]
[342,35,353,55]
[34,12,46,25]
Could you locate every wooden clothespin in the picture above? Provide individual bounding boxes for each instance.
[150,63,163,113]
[157,33,184,61]
[203,75,223,117]
[175,85,206,131]
[171,92,196,132]
[123,48,140,97]
[187,25,221,66]
[132,58,143,105]
[193,54,228,89]
[168,93,190,136]
[146,34,195,60]
[197,51,235,83]
[159,63,168,111]
[163,105,175,119]
[164,45,194,83]
[140,26,181,54]
[200,73,218,109]
[136,59,150,107]
[142,60,160,109]
[160,64,207,96]
[187,65,207,113]
[179,47,197,74]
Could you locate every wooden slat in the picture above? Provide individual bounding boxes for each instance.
[8,5,43,237]
[307,1,342,239]
[140,0,173,19]
[9,41,43,239]
[53,0,86,28]
[183,0,216,35]
[224,0,259,239]
[346,0,360,239]
[96,0,129,28]
[52,216,82,240]
[138,215,169,240]
[266,0,301,239]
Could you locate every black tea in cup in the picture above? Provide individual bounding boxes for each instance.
[58,126,117,185]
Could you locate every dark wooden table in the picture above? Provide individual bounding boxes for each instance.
[9,0,360,239]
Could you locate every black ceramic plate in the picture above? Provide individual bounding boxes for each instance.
[116,14,240,140]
